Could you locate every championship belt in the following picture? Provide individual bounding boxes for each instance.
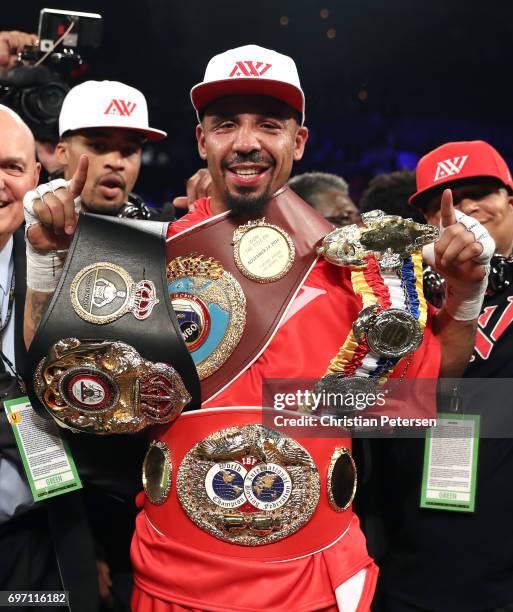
[142,407,358,557]
[315,210,439,407]
[166,186,333,401]
[26,213,200,434]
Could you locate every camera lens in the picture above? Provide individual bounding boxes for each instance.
[38,82,69,119]
[20,81,70,124]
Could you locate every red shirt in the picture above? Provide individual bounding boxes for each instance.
[166,199,441,407]
[130,199,441,612]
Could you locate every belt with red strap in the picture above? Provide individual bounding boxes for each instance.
[143,407,356,562]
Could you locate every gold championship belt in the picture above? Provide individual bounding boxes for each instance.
[70,262,159,324]
[167,254,246,380]
[232,218,295,283]
[319,209,438,271]
[165,187,333,402]
[141,408,359,553]
[34,338,191,434]
[315,210,439,406]
[26,214,200,434]
[176,424,320,546]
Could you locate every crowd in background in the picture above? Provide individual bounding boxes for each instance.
[1,26,513,612]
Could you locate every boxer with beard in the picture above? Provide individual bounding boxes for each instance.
[23,46,493,611]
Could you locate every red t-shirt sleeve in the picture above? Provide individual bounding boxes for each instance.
[164,204,441,413]
[166,198,212,239]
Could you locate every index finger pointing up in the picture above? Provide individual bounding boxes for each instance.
[440,188,457,228]
[68,154,89,199]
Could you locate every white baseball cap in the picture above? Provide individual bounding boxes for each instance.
[191,44,305,124]
[59,80,167,141]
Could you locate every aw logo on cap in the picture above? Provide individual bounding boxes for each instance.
[229,61,272,78]
[433,156,469,182]
[104,99,137,117]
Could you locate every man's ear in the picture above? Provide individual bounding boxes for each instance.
[293,126,308,162]
[33,162,41,186]
[196,124,207,161]
[55,140,69,166]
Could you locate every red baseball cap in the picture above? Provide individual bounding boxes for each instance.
[409,140,513,209]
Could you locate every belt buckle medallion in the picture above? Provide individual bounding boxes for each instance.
[177,424,320,545]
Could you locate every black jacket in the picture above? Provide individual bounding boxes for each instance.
[0,228,99,612]
[0,228,27,462]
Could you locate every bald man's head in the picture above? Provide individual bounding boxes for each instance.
[0,105,40,249]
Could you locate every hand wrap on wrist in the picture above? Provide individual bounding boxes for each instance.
[23,178,80,292]
[422,209,495,321]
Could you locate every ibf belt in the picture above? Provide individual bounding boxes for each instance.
[166,187,334,402]
[143,408,357,560]
[176,423,320,546]
[26,214,201,434]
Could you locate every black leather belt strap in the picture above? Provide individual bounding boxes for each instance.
[26,213,201,414]
[23,214,201,608]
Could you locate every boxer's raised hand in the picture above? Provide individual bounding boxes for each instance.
[24,154,89,252]
[434,188,492,285]
[430,188,495,322]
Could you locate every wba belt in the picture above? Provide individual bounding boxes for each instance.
[165,186,333,402]
[26,213,200,435]
[143,407,357,559]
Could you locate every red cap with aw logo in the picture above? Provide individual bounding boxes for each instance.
[409,140,513,209]
[191,44,305,124]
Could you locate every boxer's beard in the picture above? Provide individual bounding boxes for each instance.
[223,151,273,219]
[225,189,271,220]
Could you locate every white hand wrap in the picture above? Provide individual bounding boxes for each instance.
[453,209,495,264]
[25,247,67,292]
[23,178,81,292]
[422,210,495,321]
[23,178,70,230]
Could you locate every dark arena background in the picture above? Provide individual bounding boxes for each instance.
[3,0,513,207]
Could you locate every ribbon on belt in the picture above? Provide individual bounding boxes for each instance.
[165,186,333,402]
[26,213,201,435]
[314,210,437,403]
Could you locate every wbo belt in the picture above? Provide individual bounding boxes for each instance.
[27,213,200,434]
[165,187,333,403]
[142,407,357,561]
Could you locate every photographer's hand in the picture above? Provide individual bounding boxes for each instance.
[0,31,37,73]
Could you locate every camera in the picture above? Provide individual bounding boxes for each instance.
[0,8,102,141]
